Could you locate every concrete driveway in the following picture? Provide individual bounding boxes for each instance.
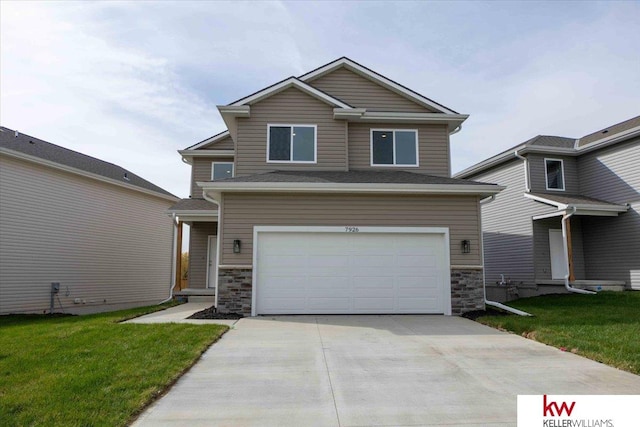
[132,315,640,426]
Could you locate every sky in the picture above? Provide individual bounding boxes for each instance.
[1,0,639,200]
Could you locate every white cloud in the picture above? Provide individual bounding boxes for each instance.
[2,0,638,195]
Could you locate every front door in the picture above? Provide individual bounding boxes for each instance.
[549,229,568,280]
[206,235,217,288]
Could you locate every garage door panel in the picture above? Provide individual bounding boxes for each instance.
[307,298,351,310]
[353,297,396,311]
[306,279,350,296]
[256,231,448,315]
[398,298,439,311]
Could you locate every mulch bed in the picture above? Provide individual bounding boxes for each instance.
[461,307,513,321]
[187,305,243,320]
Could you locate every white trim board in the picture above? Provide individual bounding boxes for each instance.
[199,181,504,197]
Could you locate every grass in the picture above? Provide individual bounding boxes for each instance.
[0,303,228,427]
[477,291,640,375]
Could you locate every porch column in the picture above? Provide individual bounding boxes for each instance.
[174,221,183,291]
[566,217,575,281]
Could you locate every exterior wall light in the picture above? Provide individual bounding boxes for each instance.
[233,239,241,254]
[461,240,471,254]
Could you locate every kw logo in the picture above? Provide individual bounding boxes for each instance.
[543,395,576,417]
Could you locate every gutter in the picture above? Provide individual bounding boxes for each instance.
[514,149,530,192]
[479,195,532,316]
[561,207,596,295]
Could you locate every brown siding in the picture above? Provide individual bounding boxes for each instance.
[0,155,174,314]
[220,193,482,266]
[191,157,235,198]
[235,87,347,176]
[197,135,235,150]
[348,123,450,176]
[188,222,218,289]
[308,67,435,113]
[528,154,579,194]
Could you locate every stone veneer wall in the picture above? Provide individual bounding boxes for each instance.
[450,268,485,315]
[217,267,484,316]
[217,268,253,316]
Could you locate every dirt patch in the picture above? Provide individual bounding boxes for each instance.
[187,305,243,320]
[461,307,513,321]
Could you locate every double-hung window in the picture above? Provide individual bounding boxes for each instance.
[211,162,234,181]
[267,124,317,163]
[545,158,565,191]
[371,129,419,166]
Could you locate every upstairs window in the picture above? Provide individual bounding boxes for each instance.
[267,124,317,163]
[545,159,565,191]
[212,162,234,181]
[371,129,419,166]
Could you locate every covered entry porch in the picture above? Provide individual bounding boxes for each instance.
[167,198,218,301]
[528,193,629,293]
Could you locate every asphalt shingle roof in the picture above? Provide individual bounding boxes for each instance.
[0,127,176,198]
[205,170,495,186]
[529,192,624,207]
[525,135,576,149]
[168,198,217,211]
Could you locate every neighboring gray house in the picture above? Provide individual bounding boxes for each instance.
[455,116,640,301]
[169,57,502,316]
[0,127,179,314]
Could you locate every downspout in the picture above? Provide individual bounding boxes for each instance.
[514,149,530,192]
[561,207,595,295]
[480,195,532,316]
[160,212,179,304]
[449,124,462,135]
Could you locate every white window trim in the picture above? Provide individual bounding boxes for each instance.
[211,162,235,181]
[544,158,565,191]
[370,128,419,167]
[266,124,318,164]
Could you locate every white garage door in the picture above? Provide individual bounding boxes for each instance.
[254,227,450,315]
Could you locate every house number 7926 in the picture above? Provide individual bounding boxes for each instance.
[345,226,360,232]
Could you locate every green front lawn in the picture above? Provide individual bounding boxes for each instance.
[0,303,228,427]
[477,292,640,375]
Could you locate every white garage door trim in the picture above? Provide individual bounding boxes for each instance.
[252,226,451,316]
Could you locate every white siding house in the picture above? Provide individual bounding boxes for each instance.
[0,127,179,314]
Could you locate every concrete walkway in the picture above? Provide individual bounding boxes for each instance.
[132,315,640,426]
[124,302,238,327]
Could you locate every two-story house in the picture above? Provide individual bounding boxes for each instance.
[455,115,640,301]
[169,57,502,316]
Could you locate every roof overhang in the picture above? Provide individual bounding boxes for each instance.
[178,149,234,164]
[1,147,179,202]
[525,193,629,217]
[198,181,504,199]
[169,211,218,223]
[333,109,468,132]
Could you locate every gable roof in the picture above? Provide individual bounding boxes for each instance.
[0,127,177,200]
[186,130,231,150]
[299,57,458,115]
[454,114,640,179]
[227,76,352,108]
